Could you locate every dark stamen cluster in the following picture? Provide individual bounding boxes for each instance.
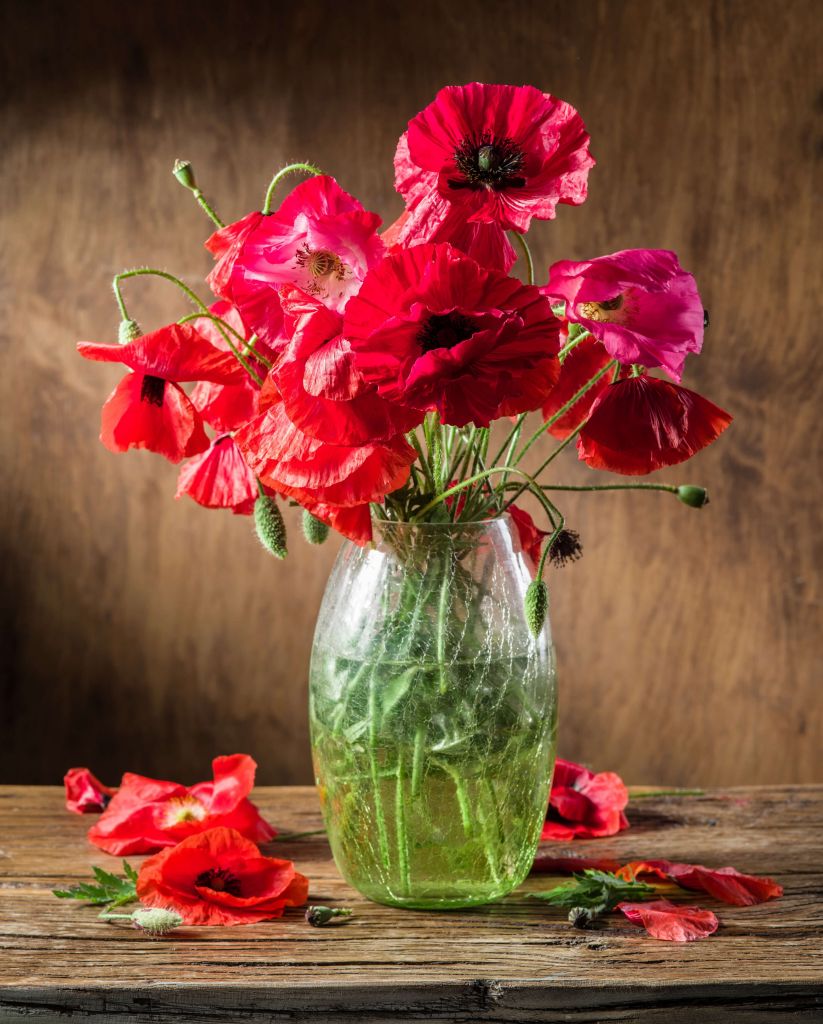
[549,529,583,568]
[449,132,526,191]
[417,312,477,353]
[195,867,242,896]
[140,375,166,407]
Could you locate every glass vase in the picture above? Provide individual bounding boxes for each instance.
[309,514,557,909]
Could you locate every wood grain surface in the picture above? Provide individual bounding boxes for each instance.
[0,785,821,1022]
[0,0,821,786]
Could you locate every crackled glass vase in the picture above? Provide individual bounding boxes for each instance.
[309,515,557,909]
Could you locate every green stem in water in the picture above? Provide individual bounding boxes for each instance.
[435,759,473,837]
[411,726,426,798]
[262,162,323,214]
[511,231,535,285]
[395,750,411,895]
[367,664,391,873]
[436,560,451,694]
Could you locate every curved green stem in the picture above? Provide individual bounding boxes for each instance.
[511,231,535,285]
[178,313,272,372]
[262,162,323,214]
[540,482,679,495]
[412,465,558,525]
[192,188,223,229]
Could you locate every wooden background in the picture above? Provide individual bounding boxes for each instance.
[1,0,820,788]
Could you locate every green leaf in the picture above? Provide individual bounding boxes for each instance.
[52,861,139,907]
[531,870,656,913]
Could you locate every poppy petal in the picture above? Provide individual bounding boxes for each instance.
[618,899,719,942]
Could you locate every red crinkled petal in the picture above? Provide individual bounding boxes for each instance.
[617,899,719,942]
[621,860,782,906]
[197,754,257,816]
[64,768,116,814]
[78,323,246,384]
[300,499,374,546]
[175,436,258,515]
[509,505,549,565]
[542,335,613,439]
[191,379,258,433]
[99,374,210,464]
[542,758,630,841]
[578,376,732,475]
[206,211,264,300]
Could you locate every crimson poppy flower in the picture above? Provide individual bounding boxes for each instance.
[509,506,549,565]
[235,403,416,512]
[64,768,116,814]
[175,436,258,515]
[394,83,594,271]
[87,754,275,856]
[542,334,614,439]
[78,323,245,464]
[542,758,629,841]
[577,375,732,475]
[274,285,422,444]
[617,899,719,942]
[344,243,561,428]
[137,827,309,926]
[619,860,782,906]
[216,176,385,348]
[544,249,704,382]
[206,211,265,302]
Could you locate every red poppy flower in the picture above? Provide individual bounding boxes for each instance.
[64,767,116,814]
[544,249,704,383]
[206,211,264,301]
[87,754,275,856]
[175,435,258,515]
[137,827,308,926]
[542,758,629,841]
[394,83,594,271]
[274,285,422,444]
[577,375,732,475]
[235,403,416,511]
[542,334,614,439]
[509,506,549,565]
[619,860,782,906]
[344,243,561,428]
[617,899,719,942]
[78,323,245,464]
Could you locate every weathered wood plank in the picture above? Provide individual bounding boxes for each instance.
[0,786,821,1021]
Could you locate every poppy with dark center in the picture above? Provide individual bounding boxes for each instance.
[137,827,309,926]
[449,133,526,191]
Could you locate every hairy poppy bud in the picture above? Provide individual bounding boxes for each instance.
[172,159,197,191]
[568,905,601,929]
[118,319,142,345]
[302,510,330,545]
[305,905,353,927]
[131,907,183,937]
[254,495,287,559]
[524,579,548,637]
[676,485,709,508]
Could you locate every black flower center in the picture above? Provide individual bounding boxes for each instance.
[418,312,478,353]
[195,867,242,896]
[449,132,526,191]
[140,375,166,406]
[548,529,583,568]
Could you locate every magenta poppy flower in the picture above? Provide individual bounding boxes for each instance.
[544,249,705,382]
[393,83,594,271]
[344,243,561,428]
[217,175,385,347]
[175,435,258,515]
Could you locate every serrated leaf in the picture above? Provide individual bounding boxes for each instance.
[532,869,657,913]
[52,861,138,906]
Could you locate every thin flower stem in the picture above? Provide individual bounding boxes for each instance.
[501,429,581,512]
[435,759,473,836]
[631,788,706,799]
[395,750,411,895]
[177,313,271,377]
[411,726,426,798]
[367,664,391,873]
[491,413,527,467]
[436,563,451,694]
[262,162,323,215]
[192,188,224,229]
[511,231,535,286]
[558,330,590,362]
[271,829,327,841]
[412,465,558,524]
[540,483,679,495]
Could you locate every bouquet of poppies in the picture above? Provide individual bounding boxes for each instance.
[78,82,730,629]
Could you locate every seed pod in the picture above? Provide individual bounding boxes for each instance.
[131,907,183,937]
[302,510,330,545]
[524,579,548,637]
[172,159,197,191]
[118,319,142,345]
[305,905,354,927]
[254,495,287,559]
[676,485,709,508]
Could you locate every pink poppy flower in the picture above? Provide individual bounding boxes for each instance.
[344,243,561,428]
[617,900,719,942]
[393,83,594,271]
[542,758,629,841]
[175,435,258,515]
[222,176,385,347]
[544,249,705,382]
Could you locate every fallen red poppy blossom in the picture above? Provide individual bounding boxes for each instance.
[617,899,719,941]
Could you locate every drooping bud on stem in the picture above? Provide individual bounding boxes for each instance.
[302,510,330,545]
[524,579,548,637]
[305,905,354,927]
[118,319,142,345]
[254,494,287,559]
[676,485,709,508]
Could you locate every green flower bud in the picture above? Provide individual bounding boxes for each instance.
[524,579,548,637]
[305,905,354,927]
[118,319,142,345]
[302,510,330,545]
[677,485,709,508]
[131,907,183,936]
[172,159,197,191]
[254,495,287,559]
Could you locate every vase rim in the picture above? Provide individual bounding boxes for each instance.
[372,512,512,530]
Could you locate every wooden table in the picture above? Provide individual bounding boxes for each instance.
[1,785,821,1022]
